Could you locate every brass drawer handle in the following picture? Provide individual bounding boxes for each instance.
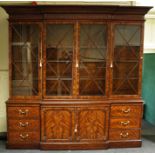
[120,121,130,126]
[20,133,29,139]
[122,108,130,114]
[18,109,29,115]
[19,122,29,127]
[120,132,129,138]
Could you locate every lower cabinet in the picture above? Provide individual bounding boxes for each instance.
[7,103,143,149]
[41,106,109,145]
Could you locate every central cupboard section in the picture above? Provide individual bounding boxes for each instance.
[41,105,109,143]
[43,22,108,98]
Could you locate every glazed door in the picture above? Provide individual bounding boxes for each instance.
[79,23,108,97]
[76,107,109,142]
[110,24,142,97]
[10,23,41,99]
[44,23,74,98]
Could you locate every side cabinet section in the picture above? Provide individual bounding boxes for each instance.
[109,103,143,147]
[41,107,75,142]
[7,105,40,149]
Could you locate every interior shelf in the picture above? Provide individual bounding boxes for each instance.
[46,77,72,80]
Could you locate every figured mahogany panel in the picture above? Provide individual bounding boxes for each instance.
[41,108,74,142]
[77,107,109,141]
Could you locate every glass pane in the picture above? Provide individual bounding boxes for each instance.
[112,25,141,95]
[79,24,107,96]
[11,24,39,96]
[46,24,73,96]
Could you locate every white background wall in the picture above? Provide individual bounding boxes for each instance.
[0,0,155,132]
[0,7,8,132]
[144,18,155,53]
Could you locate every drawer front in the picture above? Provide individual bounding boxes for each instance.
[8,107,40,119]
[110,118,140,129]
[8,119,40,131]
[111,105,142,117]
[109,129,140,140]
[8,132,40,143]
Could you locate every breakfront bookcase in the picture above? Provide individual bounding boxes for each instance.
[2,5,152,149]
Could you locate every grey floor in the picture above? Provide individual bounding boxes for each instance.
[0,121,155,153]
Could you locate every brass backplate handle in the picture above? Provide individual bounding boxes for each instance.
[18,109,29,115]
[20,133,29,139]
[120,121,130,126]
[122,108,130,114]
[19,122,29,127]
[120,132,129,138]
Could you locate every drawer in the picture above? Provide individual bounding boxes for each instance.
[8,132,40,143]
[7,106,40,119]
[110,118,141,129]
[111,105,142,117]
[109,129,140,141]
[8,119,40,131]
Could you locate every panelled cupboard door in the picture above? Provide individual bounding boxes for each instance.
[10,23,41,99]
[76,107,109,142]
[111,24,142,97]
[41,107,74,142]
